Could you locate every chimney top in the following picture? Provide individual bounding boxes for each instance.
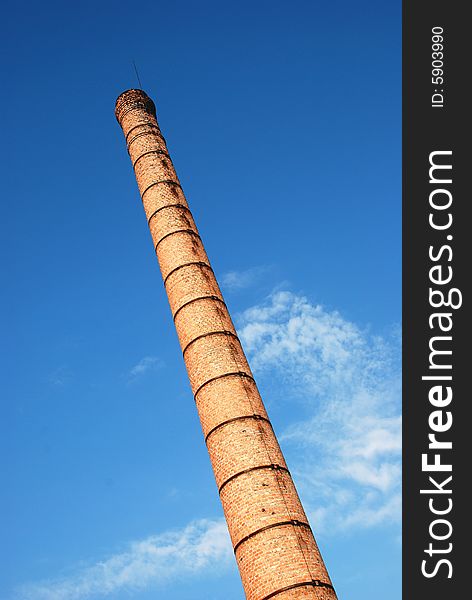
[114,89,156,124]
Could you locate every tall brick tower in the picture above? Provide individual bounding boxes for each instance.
[115,89,337,600]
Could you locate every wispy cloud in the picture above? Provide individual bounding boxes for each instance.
[23,291,399,599]
[128,356,162,379]
[16,519,232,600]
[48,366,73,387]
[220,266,269,291]
[237,291,401,534]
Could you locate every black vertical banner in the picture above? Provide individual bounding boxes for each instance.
[403,2,468,598]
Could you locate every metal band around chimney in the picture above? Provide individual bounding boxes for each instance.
[218,464,290,494]
[182,330,239,358]
[193,371,256,400]
[163,261,213,287]
[154,228,201,252]
[233,520,312,555]
[147,203,192,226]
[133,149,171,168]
[116,103,154,123]
[115,104,147,123]
[125,121,160,144]
[261,580,335,600]
[141,179,182,200]
[204,414,272,444]
[172,295,225,322]
[127,128,166,148]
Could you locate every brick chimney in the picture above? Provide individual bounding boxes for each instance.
[115,89,337,600]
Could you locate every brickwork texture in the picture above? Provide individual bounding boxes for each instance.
[115,89,338,600]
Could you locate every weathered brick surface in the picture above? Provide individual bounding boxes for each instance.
[127,129,168,161]
[196,375,268,437]
[236,525,334,599]
[220,467,308,546]
[115,89,337,600]
[134,152,179,192]
[165,263,222,316]
[185,333,251,392]
[148,204,198,249]
[274,587,338,600]
[143,183,189,222]
[156,230,210,282]
[207,417,287,490]
[174,297,236,352]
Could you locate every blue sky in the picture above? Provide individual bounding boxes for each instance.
[1,1,401,599]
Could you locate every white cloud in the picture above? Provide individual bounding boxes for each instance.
[220,266,269,291]
[128,356,162,378]
[16,519,232,600]
[22,291,399,598]
[237,291,401,534]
